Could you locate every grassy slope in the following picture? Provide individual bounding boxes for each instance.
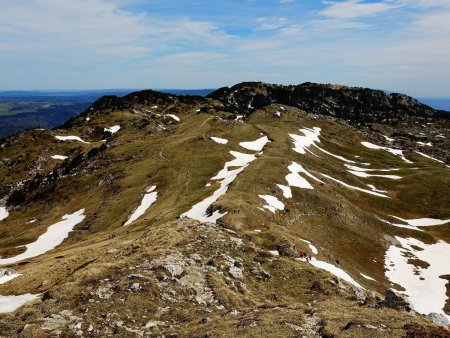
[0,101,449,336]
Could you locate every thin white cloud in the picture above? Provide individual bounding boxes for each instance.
[0,0,449,97]
[320,0,396,19]
[255,17,288,30]
[0,0,230,57]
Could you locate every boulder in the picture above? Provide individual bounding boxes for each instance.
[229,266,243,279]
[351,286,368,302]
[382,289,412,311]
[426,313,449,328]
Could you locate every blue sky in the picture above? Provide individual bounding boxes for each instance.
[0,0,449,97]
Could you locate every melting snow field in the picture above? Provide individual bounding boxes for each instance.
[415,151,445,164]
[239,136,270,151]
[0,271,20,285]
[417,141,432,147]
[277,184,292,198]
[285,162,322,189]
[290,127,357,163]
[347,170,402,180]
[361,141,412,164]
[300,239,319,255]
[289,127,321,154]
[309,258,363,288]
[259,195,284,213]
[55,135,89,144]
[390,216,449,228]
[210,137,228,145]
[104,125,121,134]
[344,164,399,172]
[181,151,256,223]
[367,185,387,194]
[321,174,388,198]
[51,155,68,160]
[0,294,40,314]
[124,186,158,226]
[379,218,422,231]
[315,145,356,164]
[385,237,450,320]
[0,207,8,221]
[0,209,85,265]
[360,273,376,281]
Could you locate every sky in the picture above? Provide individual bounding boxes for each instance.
[0,0,449,97]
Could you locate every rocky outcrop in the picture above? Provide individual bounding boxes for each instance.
[381,289,412,312]
[207,81,442,124]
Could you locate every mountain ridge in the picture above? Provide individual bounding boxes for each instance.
[77,81,445,124]
[0,81,449,337]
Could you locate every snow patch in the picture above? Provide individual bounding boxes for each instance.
[0,294,40,314]
[210,137,228,145]
[0,207,8,221]
[290,127,356,164]
[51,155,68,160]
[417,141,432,147]
[104,125,121,134]
[360,273,376,281]
[347,170,402,180]
[181,151,256,223]
[315,145,356,164]
[300,239,319,255]
[361,141,412,164]
[277,184,292,198]
[0,209,85,265]
[259,195,284,213]
[309,258,363,288]
[321,174,388,198]
[289,127,321,154]
[390,216,449,228]
[124,186,158,226]
[0,269,21,285]
[344,164,399,172]
[415,151,445,164]
[166,114,180,122]
[385,237,450,320]
[285,162,322,190]
[239,136,270,152]
[379,218,422,231]
[367,184,387,194]
[55,135,89,144]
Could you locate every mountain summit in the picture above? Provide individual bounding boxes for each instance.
[0,82,449,337]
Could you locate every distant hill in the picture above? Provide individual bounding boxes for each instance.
[0,89,215,138]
